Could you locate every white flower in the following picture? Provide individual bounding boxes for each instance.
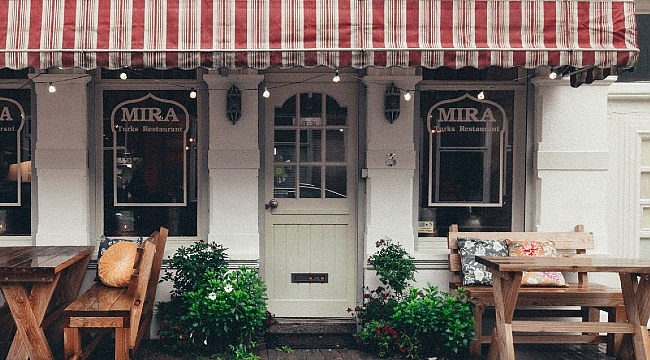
[208,292,217,300]
[224,284,233,293]
[204,339,208,346]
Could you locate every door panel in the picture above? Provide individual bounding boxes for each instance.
[264,74,357,317]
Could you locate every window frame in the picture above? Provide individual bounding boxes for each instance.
[93,76,207,241]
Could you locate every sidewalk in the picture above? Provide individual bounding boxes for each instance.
[128,341,614,360]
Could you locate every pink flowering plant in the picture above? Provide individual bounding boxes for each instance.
[349,238,475,359]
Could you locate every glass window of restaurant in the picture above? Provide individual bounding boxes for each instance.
[417,67,528,239]
[0,69,32,237]
[96,69,203,238]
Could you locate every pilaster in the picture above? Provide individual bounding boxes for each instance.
[204,73,264,260]
[32,73,92,246]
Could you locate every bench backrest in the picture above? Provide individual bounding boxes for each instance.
[448,224,594,285]
[127,239,157,348]
[136,227,168,348]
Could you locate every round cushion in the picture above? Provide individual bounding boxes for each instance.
[98,241,138,287]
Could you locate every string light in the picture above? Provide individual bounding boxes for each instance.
[262,87,270,98]
[332,69,340,83]
[477,91,485,100]
[548,71,558,80]
[48,83,56,93]
[403,91,412,101]
[189,88,197,99]
[119,72,128,80]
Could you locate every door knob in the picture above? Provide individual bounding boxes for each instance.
[265,199,279,209]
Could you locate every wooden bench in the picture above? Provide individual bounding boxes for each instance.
[62,227,168,360]
[447,224,625,356]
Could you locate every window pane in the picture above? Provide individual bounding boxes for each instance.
[300,130,322,162]
[438,152,484,202]
[300,93,322,118]
[642,138,650,167]
[326,95,347,125]
[299,166,322,198]
[103,90,197,237]
[643,206,650,230]
[325,166,346,198]
[275,95,296,126]
[274,130,297,163]
[326,130,346,162]
[274,164,296,198]
[641,172,650,199]
[0,89,31,236]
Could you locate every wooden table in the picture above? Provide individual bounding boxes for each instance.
[476,256,650,360]
[0,246,93,360]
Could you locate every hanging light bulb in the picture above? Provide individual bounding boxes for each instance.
[548,71,558,80]
[403,91,412,101]
[262,87,270,98]
[189,88,197,99]
[119,72,128,80]
[48,83,56,93]
[477,91,485,100]
[332,69,340,83]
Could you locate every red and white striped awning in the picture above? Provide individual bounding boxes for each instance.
[0,0,639,72]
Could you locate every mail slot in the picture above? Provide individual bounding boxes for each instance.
[291,273,328,283]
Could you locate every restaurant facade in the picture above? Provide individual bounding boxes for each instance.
[0,0,646,324]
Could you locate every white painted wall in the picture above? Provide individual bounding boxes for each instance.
[32,73,92,246]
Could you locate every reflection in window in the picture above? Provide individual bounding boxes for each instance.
[273,93,347,199]
[0,90,31,236]
[103,90,197,237]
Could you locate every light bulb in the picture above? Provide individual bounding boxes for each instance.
[119,72,127,80]
[403,91,412,101]
[189,89,197,99]
[477,91,485,100]
[332,70,340,83]
[48,83,56,93]
[549,71,558,80]
[262,87,270,98]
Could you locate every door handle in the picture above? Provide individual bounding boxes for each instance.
[265,199,279,209]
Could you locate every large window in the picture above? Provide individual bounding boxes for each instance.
[102,89,198,237]
[419,85,523,237]
[0,88,31,236]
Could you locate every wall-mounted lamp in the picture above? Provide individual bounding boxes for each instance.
[226,85,242,124]
[384,83,400,123]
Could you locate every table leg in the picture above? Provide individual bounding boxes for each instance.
[619,273,650,360]
[487,271,522,360]
[2,274,60,360]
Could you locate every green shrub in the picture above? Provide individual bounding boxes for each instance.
[157,241,269,357]
[185,267,269,351]
[367,238,416,295]
[160,240,229,296]
[351,239,475,359]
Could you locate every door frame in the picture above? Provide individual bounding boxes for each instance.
[259,69,360,317]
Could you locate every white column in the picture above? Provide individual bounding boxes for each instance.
[532,77,614,253]
[362,73,421,265]
[204,73,264,261]
[32,73,92,246]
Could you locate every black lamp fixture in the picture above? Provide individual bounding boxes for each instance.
[226,85,242,124]
[384,83,401,123]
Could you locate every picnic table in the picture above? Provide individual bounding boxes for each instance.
[476,255,650,360]
[0,246,93,360]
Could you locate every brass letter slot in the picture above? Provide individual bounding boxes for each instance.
[291,273,328,283]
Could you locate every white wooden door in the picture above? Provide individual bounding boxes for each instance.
[263,74,357,317]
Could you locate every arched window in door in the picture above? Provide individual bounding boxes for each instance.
[273,93,347,199]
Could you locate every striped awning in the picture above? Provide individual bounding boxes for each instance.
[0,0,639,72]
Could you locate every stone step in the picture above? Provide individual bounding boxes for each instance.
[264,318,357,349]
